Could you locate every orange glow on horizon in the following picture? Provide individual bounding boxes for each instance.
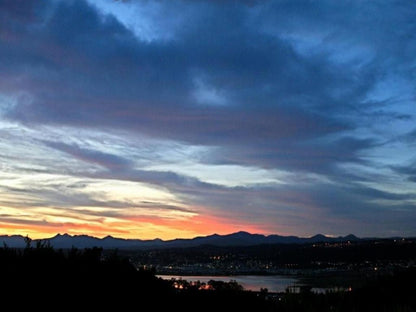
[123,213,269,239]
[0,213,270,240]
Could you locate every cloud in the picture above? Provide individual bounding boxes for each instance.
[42,140,413,237]
[391,161,416,183]
[0,0,361,166]
[0,0,415,237]
[3,0,411,176]
[0,217,63,228]
[42,141,132,170]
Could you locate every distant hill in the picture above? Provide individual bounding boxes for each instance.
[0,231,365,249]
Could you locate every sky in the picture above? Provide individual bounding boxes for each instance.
[0,0,415,240]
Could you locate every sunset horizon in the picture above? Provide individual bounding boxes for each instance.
[0,227,411,242]
[2,229,397,244]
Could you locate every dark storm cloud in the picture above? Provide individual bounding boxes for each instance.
[0,0,380,174]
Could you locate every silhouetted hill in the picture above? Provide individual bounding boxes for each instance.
[48,233,149,249]
[0,234,26,248]
[0,231,372,249]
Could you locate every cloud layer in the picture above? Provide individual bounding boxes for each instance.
[0,0,415,239]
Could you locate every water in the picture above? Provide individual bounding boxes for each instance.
[157,274,299,293]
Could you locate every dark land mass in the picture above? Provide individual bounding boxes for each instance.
[123,237,416,276]
[0,240,415,312]
[0,231,367,249]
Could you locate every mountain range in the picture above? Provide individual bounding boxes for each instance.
[0,231,365,249]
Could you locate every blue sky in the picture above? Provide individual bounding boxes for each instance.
[0,0,415,239]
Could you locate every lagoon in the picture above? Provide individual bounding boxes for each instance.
[157,274,299,293]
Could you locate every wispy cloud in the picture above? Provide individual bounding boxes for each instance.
[0,0,415,238]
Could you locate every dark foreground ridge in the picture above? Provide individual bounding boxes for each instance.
[0,241,275,311]
[0,240,415,311]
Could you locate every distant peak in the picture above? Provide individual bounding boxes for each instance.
[311,234,327,238]
[344,234,359,239]
[235,231,251,235]
[208,233,220,237]
[55,233,71,238]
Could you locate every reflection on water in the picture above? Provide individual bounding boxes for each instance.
[157,274,299,293]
